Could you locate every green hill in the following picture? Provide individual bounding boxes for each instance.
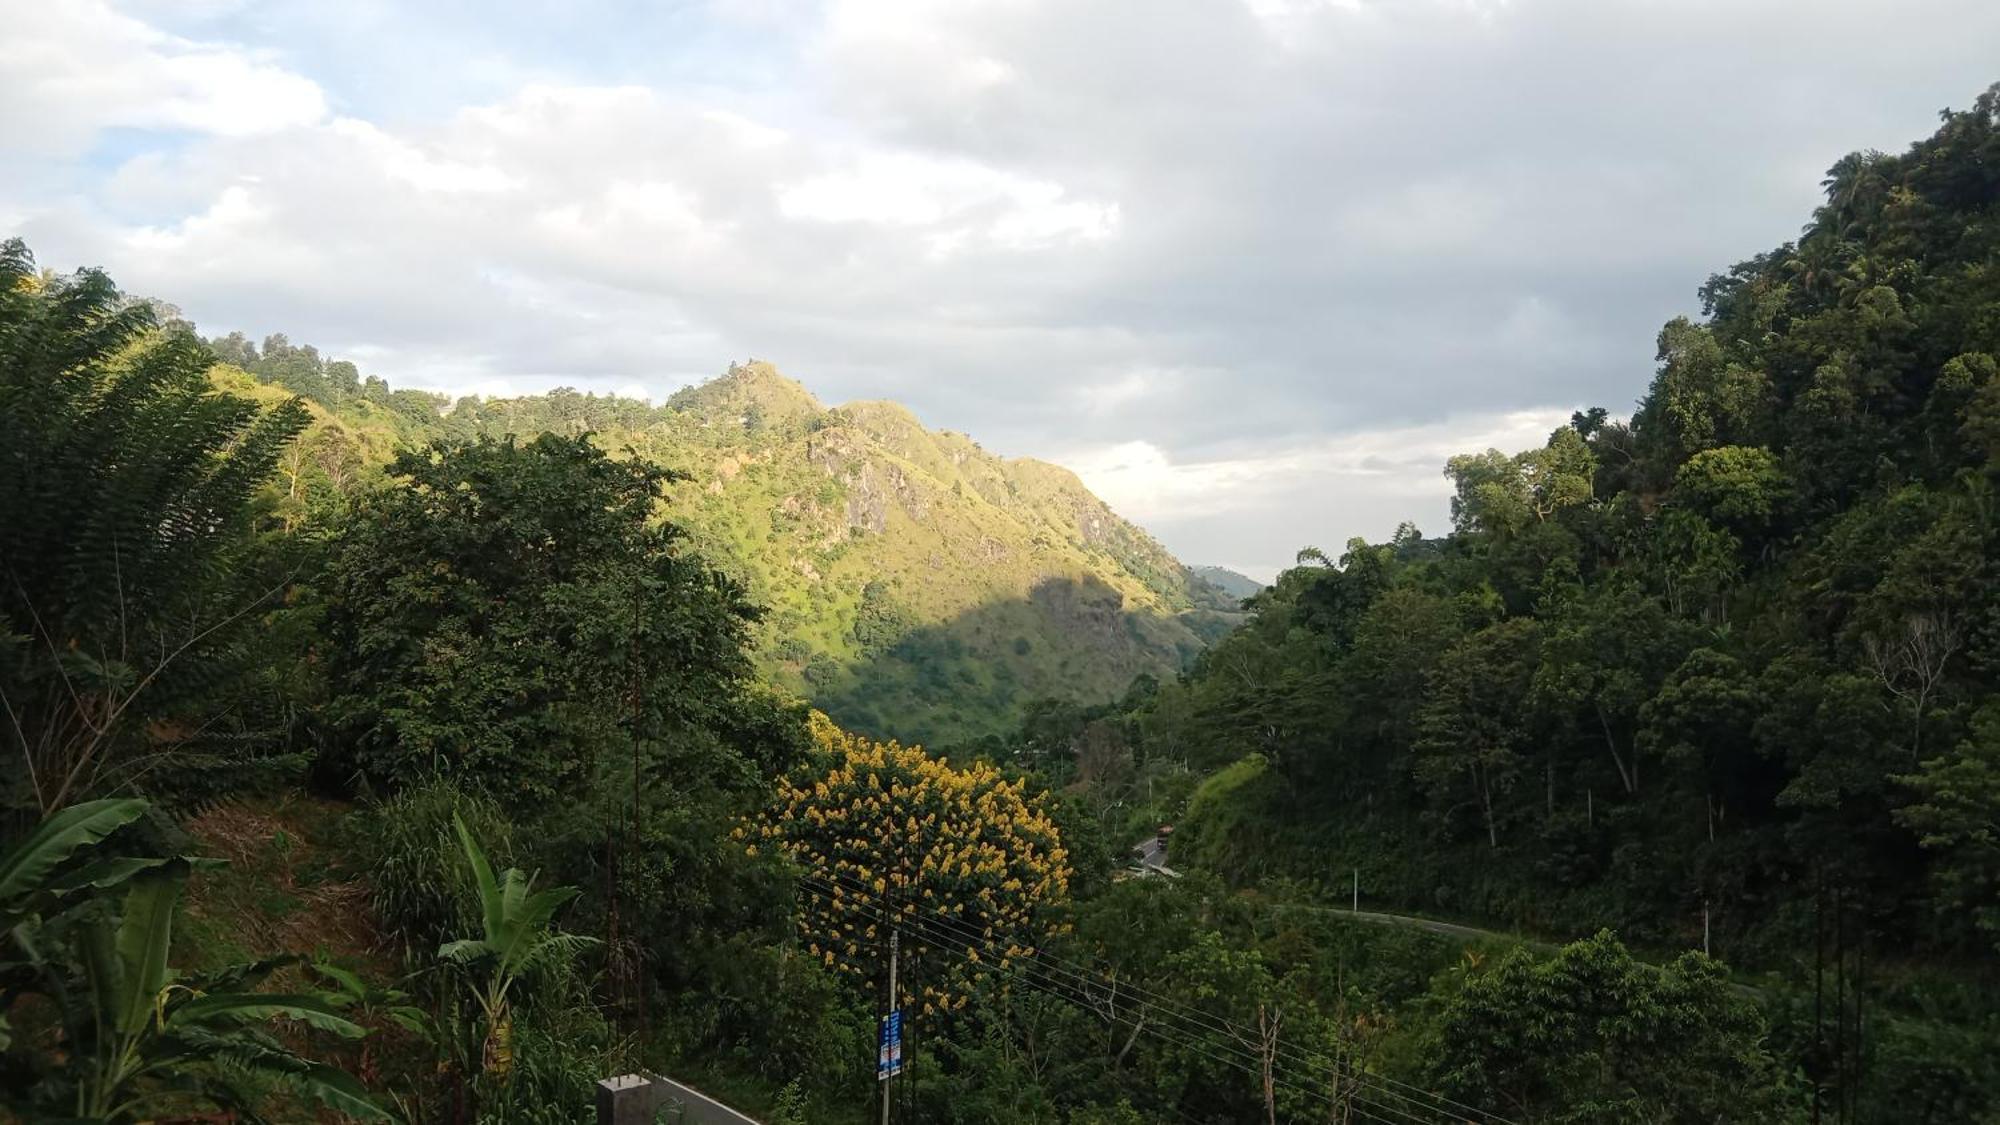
[1189,565,1264,602]
[214,351,1238,745]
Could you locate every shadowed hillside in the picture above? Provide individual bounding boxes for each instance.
[811,575,1243,746]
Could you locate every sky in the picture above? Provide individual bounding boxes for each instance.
[5,1,1997,581]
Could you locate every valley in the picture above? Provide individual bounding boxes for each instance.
[4,50,2000,1125]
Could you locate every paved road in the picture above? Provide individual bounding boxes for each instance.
[1132,837,1168,869]
[1300,904,1556,952]
[1127,837,1182,878]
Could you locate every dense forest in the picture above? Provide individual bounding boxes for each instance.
[2,83,1998,1125]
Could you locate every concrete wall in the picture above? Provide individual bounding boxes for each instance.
[597,1074,766,1125]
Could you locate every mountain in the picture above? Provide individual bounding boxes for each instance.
[1188,565,1264,602]
[216,353,1242,745]
[655,363,1246,744]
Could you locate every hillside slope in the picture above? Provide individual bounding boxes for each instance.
[1189,565,1264,602]
[220,353,1241,744]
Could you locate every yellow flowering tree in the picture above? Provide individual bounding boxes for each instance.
[751,715,1072,1017]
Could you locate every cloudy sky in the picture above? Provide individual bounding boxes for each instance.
[5,0,1996,579]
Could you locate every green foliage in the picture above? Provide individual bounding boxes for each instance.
[1897,702,2000,948]
[219,354,1224,745]
[439,813,599,1083]
[1426,931,1799,1123]
[0,799,383,1122]
[1174,753,1281,876]
[1414,618,1539,849]
[1674,444,1788,528]
[356,777,515,953]
[1637,317,1773,467]
[851,579,912,655]
[321,432,780,811]
[0,241,308,815]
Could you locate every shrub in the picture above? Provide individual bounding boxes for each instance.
[356,777,513,953]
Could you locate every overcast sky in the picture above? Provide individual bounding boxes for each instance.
[5,0,1996,579]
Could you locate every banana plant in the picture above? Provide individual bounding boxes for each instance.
[439,814,598,1080]
[0,798,152,928]
[1,799,389,1123]
[310,959,435,1088]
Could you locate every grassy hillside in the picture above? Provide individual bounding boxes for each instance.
[219,353,1241,744]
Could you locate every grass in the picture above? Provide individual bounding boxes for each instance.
[179,794,394,978]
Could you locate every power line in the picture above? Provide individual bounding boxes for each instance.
[802,877,1435,1125]
[800,877,1415,1125]
[801,870,1447,1124]
[802,867,1510,1125]
[798,876,1445,1125]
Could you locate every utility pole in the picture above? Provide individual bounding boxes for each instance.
[881,926,899,1125]
[1351,867,1359,914]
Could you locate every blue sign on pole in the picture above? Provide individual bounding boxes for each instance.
[877,1009,903,1080]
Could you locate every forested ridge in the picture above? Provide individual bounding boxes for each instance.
[1119,83,2000,960]
[957,83,2000,1119]
[2,83,1998,1125]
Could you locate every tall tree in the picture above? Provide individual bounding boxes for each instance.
[319,432,795,811]
[1413,618,1539,848]
[0,240,307,815]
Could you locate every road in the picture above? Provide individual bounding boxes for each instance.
[1126,836,1182,879]
[1121,848,1762,983]
[1283,902,1557,952]
[1261,899,1766,996]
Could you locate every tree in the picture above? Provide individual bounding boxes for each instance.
[1532,581,1692,797]
[1521,425,1598,522]
[1636,317,1771,468]
[1674,445,1789,531]
[321,433,786,811]
[756,716,1071,1017]
[1339,586,1463,773]
[1445,450,1531,538]
[0,240,309,815]
[1413,619,1539,847]
[1896,703,2000,948]
[1428,931,1798,1123]
[1639,648,1771,843]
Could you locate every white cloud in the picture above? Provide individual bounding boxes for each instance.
[0,0,326,156]
[1072,407,1573,524]
[6,0,1999,574]
[125,182,267,251]
[326,119,518,195]
[777,152,1117,252]
[1068,406,1574,578]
